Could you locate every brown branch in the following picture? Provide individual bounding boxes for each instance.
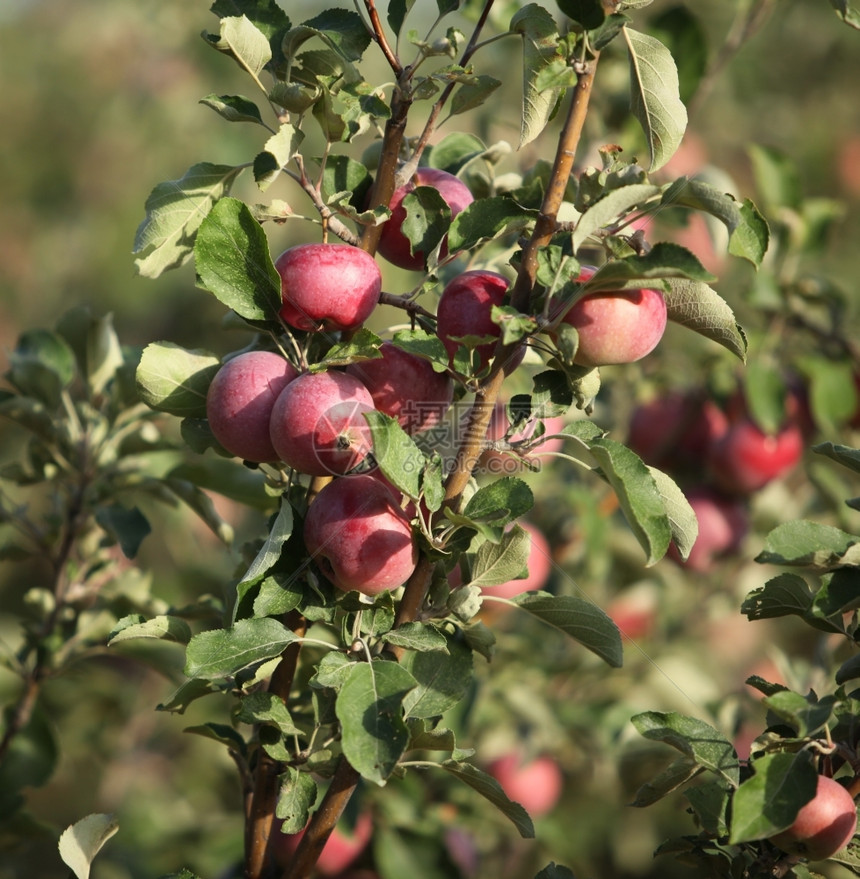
[246,613,307,879]
[364,0,402,75]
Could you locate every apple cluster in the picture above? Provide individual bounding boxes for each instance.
[203,168,675,596]
[627,386,805,571]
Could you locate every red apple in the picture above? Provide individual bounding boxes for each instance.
[269,370,375,476]
[479,400,565,474]
[345,341,453,434]
[770,775,857,861]
[377,167,474,270]
[436,270,525,372]
[553,266,667,367]
[487,752,563,817]
[669,487,748,572]
[706,413,804,495]
[627,390,728,473]
[205,350,298,463]
[481,520,552,599]
[275,243,382,332]
[274,812,373,875]
[304,474,418,595]
[606,583,658,641]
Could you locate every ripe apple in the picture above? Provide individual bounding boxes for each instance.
[606,583,658,641]
[479,400,565,474]
[345,341,453,434]
[205,350,298,463]
[303,474,418,595]
[668,487,749,572]
[481,520,553,599]
[435,270,525,372]
[269,370,375,476]
[274,811,373,875]
[553,266,667,367]
[627,389,728,473]
[770,775,857,861]
[706,411,804,496]
[377,167,474,270]
[275,243,382,332]
[487,752,563,817]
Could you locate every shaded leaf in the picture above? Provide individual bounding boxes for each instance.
[663,278,747,361]
[275,768,318,834]
[755,521,860,569]
[402,633,473,718]
[630,756,701,807]
[199,93,265,125]
[108,615,192,646]
[135,342,219,417]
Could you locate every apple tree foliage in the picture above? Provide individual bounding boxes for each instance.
[2,1,860,878]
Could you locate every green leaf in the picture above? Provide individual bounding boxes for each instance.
[755,521,860,569]
[572,184,661,252]
[435,760,535,838]
[321,154,374,210]
[135,342,220,417]
[463,477,534,530]
[648,467,698,561]
[239,499,294,585]
[95,505,151,559]
[555,0,605,28]
[382,622,449,653]
[729,751,818,844]
[85,313,125,397]
[649,7,707,105]
[275,768,318,834]
[447,197,537,253]
[194,197,282,321]
[292,8,372,62]
[513,592,623,667]
[449,74,501,117]
[335,660,417,785]
[685,779,730,838]
[199,93,265,125]
[748,144,802,211]
[814,441,860,476]
[631,711,739,787]
[663,278,747,362]
[799,356,858,431]
[510,4,564,148]
[630,756,701,807]
[762,691,835,739]
[364,411,425,500]
[830,0,860,29]
[728,199,770,266]
[205,15,272,78]
[133,162,243,279]
[623,27,687,172]
[390,328,451,373]
[426,131,487,174]
[185,617,300,680]
[470,525,532,588]
[401,633,473,718]
[58,813,119,879]
[589,437,671,566]
[108,615,192,646]
[534,864,578,879]
[740,573,845,635]
[400,186,451,263]
[6,329,77,407]
[210,0,291,67]
[237,692,302,736]
[254,123,305,191]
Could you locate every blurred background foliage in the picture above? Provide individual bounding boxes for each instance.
[2,1,860,878]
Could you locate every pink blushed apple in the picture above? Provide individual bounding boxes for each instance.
[346,341,453,435]
[274,812,373,876]
[269,370,375,476]
[487,752,563,817]
[436,270,525,372]
[205,350,298,463]
[275,243,382,332]
[669,487,749,572]
[304,474,418,595]
[554,266,667,367]
[770,775,858,861]
[377,167,474,270]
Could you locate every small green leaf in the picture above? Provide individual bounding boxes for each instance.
[390,328,451,373]
[210,0,291,67]
[364,410,425,500]
[335,660,417,785]
[631,711,739,787]
[470,525,532,588]
[534,864,578,879]
[748,144,802,211]
[206,15,272,78]
[762,691,836,739]
[402,633,473,719]
[755,521,860,570]
[447,197,537,253]
[435,760,535,838]
[630,757,701,807]
[463,477,534,529]
[133,162,244,279]
[400,186,451,263]
[185,618,300,680]
[590,437,671,565]
[572,184,661,252]
[6,329,77,407]
[95,505,151,559]
[194,197,282,321]
[58,813,119,879]
[513,592,623,667]
[830,0,860,29]
[239,499,294,585]
[663,278,747,362]
[382,622,449,653]
[254,123,304,191]
[285,8,372,62]
[199,94,265,125]
[729,751,818,844]
[648,467,698,561]
[135,342,220,417]
[108,615,191,646]
[623,27,687,172]
[237,692,302,735]
[449,74,501,117]
[275,768,318,834]
[740,573,846,634]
